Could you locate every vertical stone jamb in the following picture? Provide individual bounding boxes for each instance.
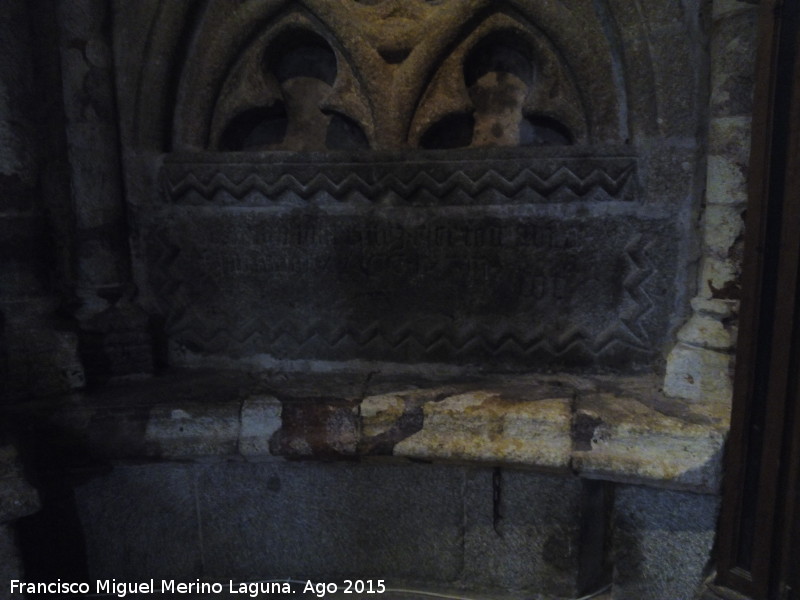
[663,0,758,404]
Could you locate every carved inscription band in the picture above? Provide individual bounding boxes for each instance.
[145,209,674,369]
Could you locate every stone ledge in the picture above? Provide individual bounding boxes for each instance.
[1,369,729,493]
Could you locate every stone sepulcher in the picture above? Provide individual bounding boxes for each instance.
[2,1,753,599]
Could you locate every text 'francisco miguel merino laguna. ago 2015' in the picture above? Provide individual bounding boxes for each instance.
[10,578,389,597]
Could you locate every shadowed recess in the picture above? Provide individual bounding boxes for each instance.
[326,112,370,150]
[464,31,536,89]
[522,114,574,146]
[219,103,288,151]
[420,113,475,149]
[266,29,338,86]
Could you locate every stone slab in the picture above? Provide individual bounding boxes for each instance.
[144,402,241,458]
[571,384,729,492]
[145,200,676,371]
[197,461,466,583]
[462,469,602,598]
[707,116,751,206]
[239,395,283,456]
[663,342,734,405]
[390,388,573,470]
[1,370,729,493]
[611,485,719,600]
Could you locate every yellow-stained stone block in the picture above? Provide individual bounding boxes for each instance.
[360,393,409,438]
[664,342,734,404]
[393,391,573,470]
[572,393,729,492]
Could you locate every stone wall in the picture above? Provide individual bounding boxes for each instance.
[20,457,714,600]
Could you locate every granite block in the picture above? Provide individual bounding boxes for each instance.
[611,485,719,600]
[197,461,466,583]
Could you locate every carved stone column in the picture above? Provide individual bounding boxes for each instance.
[0,0,84,400]
[57,0,154,383]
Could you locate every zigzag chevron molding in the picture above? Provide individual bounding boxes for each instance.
[161,152,638,206]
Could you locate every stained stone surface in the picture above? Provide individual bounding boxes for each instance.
[391,391,573,469]
[571,386,729,491]
[710,8,758,119]
[0,0,754,597]
[663,1,757,404]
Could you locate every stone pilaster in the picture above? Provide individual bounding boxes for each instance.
[663,0,757,404]
[57,0,154,383]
